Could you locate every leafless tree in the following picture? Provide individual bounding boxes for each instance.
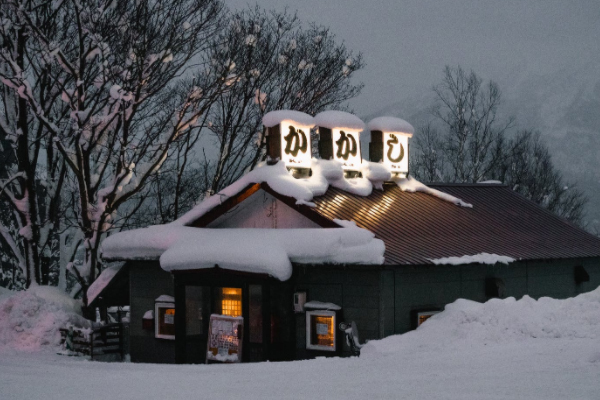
[428,65,514,183]
[0,1,69,287]
[202,7,364,193]
[412,66,587,225]
[493,130,587,225]
[0,0,227,299]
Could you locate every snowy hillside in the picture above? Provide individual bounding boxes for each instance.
[1,287,599,399]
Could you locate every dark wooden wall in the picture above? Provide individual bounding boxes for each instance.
[293,266,382,358]
[391,257,600,334]
[129,261,176,364]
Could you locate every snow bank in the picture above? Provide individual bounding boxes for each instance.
[367,116,414,136]
[314,110,365,131]
[429,253,515,265]
[86,263,124,305]
[395,176,473,208]
[103,225,385,281]
[262,110,315,128]
[361,286,600,358]
[0,286,90,352]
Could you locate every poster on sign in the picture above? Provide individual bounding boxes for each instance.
[206,314,244,363]
[332,129,361,170]
[280,122,312,168]
[383,132,409,173]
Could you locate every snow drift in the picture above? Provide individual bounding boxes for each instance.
[361,286,600,357]
[0,286,90,352]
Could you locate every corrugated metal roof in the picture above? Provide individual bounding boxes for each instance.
[311,183,600,265]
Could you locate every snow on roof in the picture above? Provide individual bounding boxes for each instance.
[314,110,365,131]
[429,253,515,265]
[155,295,175,303]
[395,176,473,208]
[86,263,124,305]
[304,301,341,310]
[175,160,470,229]
[102,225,384,281]
[367,116,414,136]
[262,110,315,128]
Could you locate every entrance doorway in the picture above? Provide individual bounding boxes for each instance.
[180,284,268,363]
[174,271,294,364]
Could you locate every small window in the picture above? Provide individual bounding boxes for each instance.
[218,288,242,317]
[306,310,336,351]
[155,302,175,340]
[417,311,440,327]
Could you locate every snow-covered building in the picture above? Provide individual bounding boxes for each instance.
[98,111,600,364]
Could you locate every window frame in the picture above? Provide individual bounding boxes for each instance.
[305,310,337,352]
[155,301,176,340]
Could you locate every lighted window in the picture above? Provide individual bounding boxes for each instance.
[220,288,242,317]
[306,310,336,351]
[417,311,440,327]
[155,302,175,340]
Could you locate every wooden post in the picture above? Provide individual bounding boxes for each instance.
[266,125,281,165]
[262,284,271,361]
[90,329,94,360]
[174,280,186,364]
[369,130,384,162]
[318,127,333,160]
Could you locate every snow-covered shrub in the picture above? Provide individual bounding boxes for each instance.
[0,286,91,352]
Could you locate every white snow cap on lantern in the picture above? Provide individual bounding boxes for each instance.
[314,110,365,131]
[262,110,315,128]
[368,116,414,137]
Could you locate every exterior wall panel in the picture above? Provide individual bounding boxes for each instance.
[129,261,176,363]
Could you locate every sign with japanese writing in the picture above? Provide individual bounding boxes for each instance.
[280,122,312,168]
[206,314,244,363]
[332,129,361,170]
[383,132,409,173]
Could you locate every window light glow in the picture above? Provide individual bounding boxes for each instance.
[221,288,242,317]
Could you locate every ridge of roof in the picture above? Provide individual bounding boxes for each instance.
[426,182,509,188]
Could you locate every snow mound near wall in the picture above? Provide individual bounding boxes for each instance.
[361,286,600,357]
[0,286,91,352]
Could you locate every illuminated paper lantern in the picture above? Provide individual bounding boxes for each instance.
[263,110,315,170]
[315,110,365,172]
[368,116,414,176]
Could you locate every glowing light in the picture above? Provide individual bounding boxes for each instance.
[383,132,409,173]
[332,129,361,170]
[221,288,242,317]
[280,120,312,169]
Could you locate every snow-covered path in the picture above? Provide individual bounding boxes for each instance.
[1,337,598,400]
[2,287,600,399]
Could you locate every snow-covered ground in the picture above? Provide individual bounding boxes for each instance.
[1,287,599,400]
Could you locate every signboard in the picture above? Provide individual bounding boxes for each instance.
[206,314,244,363]
[306,310,336,352]
[332,129,361,170]
[383,132,409,173]
[280,121,312,169]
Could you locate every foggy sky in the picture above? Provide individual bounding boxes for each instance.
[226,0,600,227]
[226,0,600,115]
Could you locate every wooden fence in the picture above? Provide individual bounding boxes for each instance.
[60,323,124,360]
